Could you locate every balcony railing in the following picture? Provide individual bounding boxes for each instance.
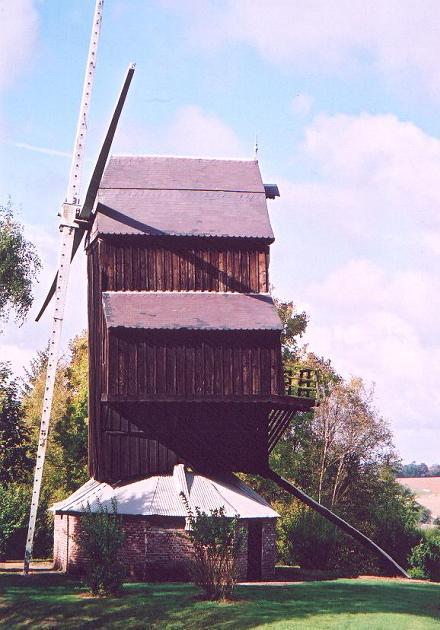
[285,367,318,400]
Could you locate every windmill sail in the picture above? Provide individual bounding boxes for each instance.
[24,0,134,573]
[35,64,135,323]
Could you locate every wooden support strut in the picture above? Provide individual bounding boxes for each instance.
[264,468,409,578]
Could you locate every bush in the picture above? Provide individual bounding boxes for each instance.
[408,528,440,581]
[0,483,30,560]
[74,499,125,596]
[183,499,245,600]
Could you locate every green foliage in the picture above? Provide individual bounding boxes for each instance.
[408,528,440,581]
[23,333,89,505]
[274,299,308,361]
[0,363,32,485]
[183,499,245,600]
[74,499,125,596]
[0,483,30,559]
[0,200,41,324]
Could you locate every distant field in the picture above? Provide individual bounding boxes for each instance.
[0,573,439,629]
[397,477,440,520]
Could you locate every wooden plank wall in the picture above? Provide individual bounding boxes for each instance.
[100,237,270,293]
[88,240,178,482]
[116,402,269,473]
[88,235,274,481]
[107,331,284,399]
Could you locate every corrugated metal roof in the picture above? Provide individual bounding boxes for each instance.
[90,156,274,241]
[51,465,278,519]
[102,291,282,331]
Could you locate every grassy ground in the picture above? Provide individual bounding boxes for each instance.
[0,572,439,629]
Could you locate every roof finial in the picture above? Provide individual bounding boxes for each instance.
[254,133,258,159]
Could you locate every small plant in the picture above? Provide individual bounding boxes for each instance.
[74,498,125,596]
[182,496,245,600]
[408,528,440,581]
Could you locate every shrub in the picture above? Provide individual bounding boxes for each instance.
[183,499,245,600]
[74,499,125,596]
[408,528,440,581]
[0,483,30,560]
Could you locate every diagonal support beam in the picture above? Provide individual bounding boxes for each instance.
[264,468,409,578]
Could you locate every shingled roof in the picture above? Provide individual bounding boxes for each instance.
[90,156,274,241]
[102,291,282,331]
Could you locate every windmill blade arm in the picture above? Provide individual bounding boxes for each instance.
[35,274,58,322]
[35,227,86,322]
[78,63,135,222]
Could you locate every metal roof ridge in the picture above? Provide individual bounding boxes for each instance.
[102,290,272,296]
[205,477,240,516]
[109,154,258,162]
[51,478,100,511]
[149,475,162,514]
[98,187,266,193]
[173,464,189,498]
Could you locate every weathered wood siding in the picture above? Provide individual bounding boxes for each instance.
[88,239,178,481]
[88,235,274,481]
[105,331,284,399]
[100,237,269,293]
[112,402,269,473]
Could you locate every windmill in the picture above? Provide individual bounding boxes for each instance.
[27,3,408,581]
[23,0,135,573]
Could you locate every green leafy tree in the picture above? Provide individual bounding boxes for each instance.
[23,333,89,504]
[74,499,125,596]
[0,483,30,560]
[182,498,245,600]
[408,528,440,581]
[0,200,41,324]
[0,363,32,485]
[17,333,89,557]
[274,299,308,362]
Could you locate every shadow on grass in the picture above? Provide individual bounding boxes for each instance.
[0,573,439,629]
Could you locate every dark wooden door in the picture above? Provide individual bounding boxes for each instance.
[247,521,263,580]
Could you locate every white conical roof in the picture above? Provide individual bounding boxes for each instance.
[51,465,278,519]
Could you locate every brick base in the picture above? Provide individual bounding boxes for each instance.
[53,514,276,581]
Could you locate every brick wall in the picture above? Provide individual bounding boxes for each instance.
[261,520,277,580]
[53,514,277,581]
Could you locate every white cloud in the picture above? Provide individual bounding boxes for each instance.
[172,0,440,100]
[13,142,71,158]
[268,111,440,463]
[279,113,440,241]
[164,105,246,158]
[301,259,440,463]
[291,93,314,117]
[0,0,39,91]
[114,104,246,158]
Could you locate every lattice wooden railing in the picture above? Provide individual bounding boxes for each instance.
[284,366,318,400]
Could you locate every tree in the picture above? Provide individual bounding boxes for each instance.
[182,500,245,601]
[274,299,308,362]
[310,377,393,506]
[0,483,31,560]
[408,528,440,581]
[23,332,89,503]
[0,362,32,485]
[0,200,41,324]
[398,462,430,478]
[15,333,89,557]
[74,499,125,596]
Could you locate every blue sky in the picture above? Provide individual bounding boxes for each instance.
[1,0,439,464]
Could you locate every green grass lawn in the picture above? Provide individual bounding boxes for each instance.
[0,573,439,629]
